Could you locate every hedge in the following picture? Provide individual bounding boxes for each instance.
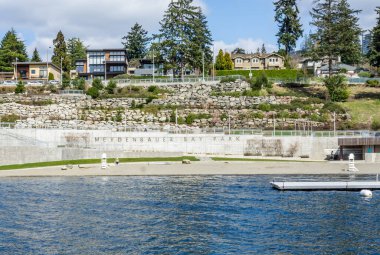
[216,69,298,80]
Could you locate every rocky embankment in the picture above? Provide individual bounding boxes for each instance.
[0,81,347,130]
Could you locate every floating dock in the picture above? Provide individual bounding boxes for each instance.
[270,180,380,191]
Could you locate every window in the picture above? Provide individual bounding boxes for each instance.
[110,66,124,72]
[88,52,105,65]
[89,64,105,73]
[76,62,85,73]
[109,51,126,62]
[31,70,36,74]
[236,58,242,64]
[252,58,259,63]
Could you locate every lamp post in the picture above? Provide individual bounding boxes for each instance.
[104,58,107,83]
[46,46,51,84]
[153,48,155,83]
[249,57,253,80]
[60,57,63,87]
[202,51,205,82]
[212,47,215,81]
[15,57,18,83]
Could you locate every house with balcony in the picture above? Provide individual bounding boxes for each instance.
[231,53,285,70]
[74,49,128,80]
[127,59,164,76]
[11,62,61,81]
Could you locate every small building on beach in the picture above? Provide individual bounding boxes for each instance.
[338,137,380,161]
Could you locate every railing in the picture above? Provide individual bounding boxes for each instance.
[0,122,377,137]
[114,75,245,86]
[58,90,85,95]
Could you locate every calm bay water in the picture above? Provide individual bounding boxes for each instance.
[0,176,379,254]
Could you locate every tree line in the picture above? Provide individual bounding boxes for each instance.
[0,29,87,74]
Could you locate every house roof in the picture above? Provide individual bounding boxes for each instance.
[12,61,61,70]
[231,53,284,60]
[87,49,126,52]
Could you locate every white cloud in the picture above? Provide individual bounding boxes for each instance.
[213,38,277,54]
[0,0,206,56]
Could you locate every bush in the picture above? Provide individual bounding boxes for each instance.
[48,72,55,81]
[258,103,272,112]
[324,75,350,102]
[252,72,272,90]
[92,78,103,90]
[106,80,117,94]
[371,119,380,131]
[15,81,25,94]
[147,85,158,93]
[366,79,380,87]
[86,87,99,99]
[0,114,20,122]
[72,78,85,90]
[220,76,238,83]
[358,71,371,78]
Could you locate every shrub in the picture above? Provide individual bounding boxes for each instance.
[72,78,85,90]
[86,87,99,99]
[324,75,349,102]
[147,85,158,93]
[15,81,25,94]
[48,72,55,81]
[258,103,272,111]
[358,71,371,78]
[366,79,380,87]
[0,114,20,122]
[92,78,103,90]
[220,76,238,83]
[371,119,380,131]
[251,111,264,119]
[106,80,117,94]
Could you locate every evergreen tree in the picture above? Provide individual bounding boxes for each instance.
[224,52,233,70]
[309,0,340,76]
[232,48,245,54]
[155,0,212,77]
[52,31,71,72]
[122,23,150,60]
[0,29,28,71]
[335,0,361,65]
[368,7,380,71]
[31,48,42,62]
[67,37,87,69]
[256,48,260,54]
[274,0,303,54]
[261,44,267,54]
[215,49,226,70]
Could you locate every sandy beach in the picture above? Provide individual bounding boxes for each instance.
[1,161,380,177]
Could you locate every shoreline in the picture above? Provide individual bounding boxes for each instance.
[1,161,380,177]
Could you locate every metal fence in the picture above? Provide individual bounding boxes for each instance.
[0,122,377,138]
[114,75,244,86]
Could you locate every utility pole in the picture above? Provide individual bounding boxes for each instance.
[333,112,336,136]
[46,47,51,84]
[212,47,215,81]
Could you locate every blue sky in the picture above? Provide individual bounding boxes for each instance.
[0,0,377,57]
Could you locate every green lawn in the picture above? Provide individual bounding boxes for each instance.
[340,100,380,125]
[211,157,313,162]
[0,157,199,171]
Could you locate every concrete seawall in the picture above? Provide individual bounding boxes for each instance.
[0,129,338,165]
